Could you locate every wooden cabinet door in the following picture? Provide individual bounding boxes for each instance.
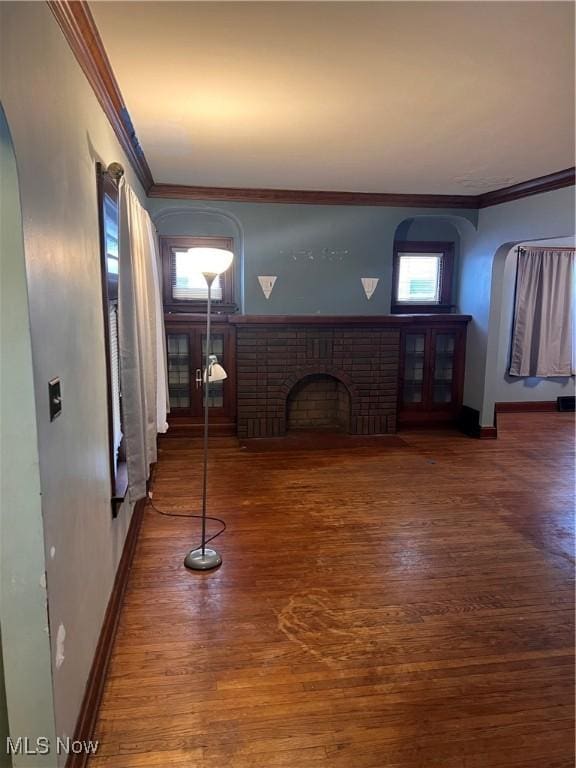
[166,320,236,434]
[166,327,193,413]
[429,329,458,409]
[192,324,236,421]
[429,327,466,415]
[398,324,466,425]
[399,329,432,414]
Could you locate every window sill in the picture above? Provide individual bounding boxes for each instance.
[164,302,238,315]
[391,304,454,315]
[112,461,129,518]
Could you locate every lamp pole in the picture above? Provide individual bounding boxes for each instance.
[201,273,213,557]
[184,271,222,571]
[182,246,232,571]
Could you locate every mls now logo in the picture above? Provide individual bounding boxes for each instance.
[6,737,99,756]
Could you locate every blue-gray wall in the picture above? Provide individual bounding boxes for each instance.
[150,188,576,423]
[458,186,576,424]
[0,631,10,768]
[148,199,473,315]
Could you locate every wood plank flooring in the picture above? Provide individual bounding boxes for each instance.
[90,414,575,768]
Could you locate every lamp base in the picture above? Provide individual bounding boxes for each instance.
[184,547,222,571]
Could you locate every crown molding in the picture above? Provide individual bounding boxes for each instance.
[47,3,574,210]
[47,0,154,193]
[477,167,575,208]
[148,167,575,208]
[148,183,479,209]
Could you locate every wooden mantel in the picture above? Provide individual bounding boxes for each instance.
[228,314,472,325]
[164,312,472,327]
[164,313,473,326]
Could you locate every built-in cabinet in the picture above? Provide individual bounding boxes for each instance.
[398,323,467,425]
[163,314,469,436]
[165,315,236,435]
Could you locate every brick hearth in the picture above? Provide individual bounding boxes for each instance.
[235,323,400,438]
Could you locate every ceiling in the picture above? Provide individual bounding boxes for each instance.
[91,1,575,195]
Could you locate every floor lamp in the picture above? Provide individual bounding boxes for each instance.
[184,246,234,571]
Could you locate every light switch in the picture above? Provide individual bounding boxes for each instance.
[49,378,62,421]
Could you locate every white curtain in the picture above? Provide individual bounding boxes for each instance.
[118,179,168,502]
[509,248,574,377]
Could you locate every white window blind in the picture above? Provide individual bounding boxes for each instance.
[397,253,442,303]
[172,250,222,301]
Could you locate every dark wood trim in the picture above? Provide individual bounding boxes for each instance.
[164,316,237,432]
[495,401,557,413]
[557,396,576,412]
[398,324,466,427]
[160,236,236,313]
[228,314,472,326]
[477,168,575,208]
[391,304,456,315]
[459,405,498,439]
[164,312,236,324]
[160,421,237,438]
[65,497,146,768]
[111,462,129,514]
[391,240,455,313]
[164,302,238,315]
[148,169,575,209]
[96,163,116,511]
[47,1,153,192]
[149,183,478,209]
[96,162,127,517]
[461,401,564,439]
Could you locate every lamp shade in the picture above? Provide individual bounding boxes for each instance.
[185,246,233,276]
[203,355,228,383]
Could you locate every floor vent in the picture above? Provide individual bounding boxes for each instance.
[557,396,575,412]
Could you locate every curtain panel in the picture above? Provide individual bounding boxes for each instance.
[118,180,168,502]
[509,248,574,378]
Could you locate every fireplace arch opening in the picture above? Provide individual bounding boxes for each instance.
[286,374,351,433]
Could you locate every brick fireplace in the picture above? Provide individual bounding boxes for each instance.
[233,318,400,438]
[287,374,350,432]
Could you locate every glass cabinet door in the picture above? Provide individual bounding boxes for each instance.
[201,333,225,410]
[432,332,456,404]
[167,333,191,409]
[403,333,426,404]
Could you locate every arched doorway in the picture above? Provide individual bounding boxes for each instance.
[483,236,575,423]
[0,103,57,755]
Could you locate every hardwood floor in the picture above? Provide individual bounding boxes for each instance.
[90,414,575,768]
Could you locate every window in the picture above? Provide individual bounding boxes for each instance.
[103,194,119,278]
[173,251,222,301]
[161,236,235,312]
[397,254,441,303]
[97,164,127,514]
[392,241,454,314]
